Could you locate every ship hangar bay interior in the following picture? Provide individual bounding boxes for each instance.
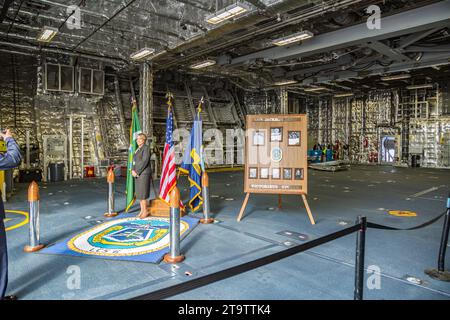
[0,0,449,301]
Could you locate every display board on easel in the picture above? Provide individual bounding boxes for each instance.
[237,114,315,225]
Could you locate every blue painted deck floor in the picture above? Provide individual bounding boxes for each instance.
[3,165,450,300]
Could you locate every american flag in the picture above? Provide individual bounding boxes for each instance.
[159,98,177,204]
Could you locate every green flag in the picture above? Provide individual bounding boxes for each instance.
[125,99,142,212]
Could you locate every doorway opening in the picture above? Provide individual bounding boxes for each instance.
[381,136,396,164]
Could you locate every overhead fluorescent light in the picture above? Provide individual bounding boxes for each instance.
[406,84,433,90]
[130,47,156,60]
[274,80,297,86]
[334,93,354,98]
[206,2,251,24]
[37,26,58,43]
[272,30,314,46]
[303,86,327,92]
[149,50,167,59]
[381,74,411,81]
[190,59,216,69]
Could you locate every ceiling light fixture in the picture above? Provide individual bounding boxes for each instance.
[381,74,411,81]
[334,93,355,98]
[206,2,251,25]
[303,86,327,92]
[272,30,314,46]
[273,80,298,86]
[145,50,167,60]
[190,59,216,69]
[37,26,58,43]
[130,47,156,60]
[406,84,433,90]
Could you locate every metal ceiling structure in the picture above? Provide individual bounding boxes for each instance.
[0,0,449,91]
[0,0,222,61]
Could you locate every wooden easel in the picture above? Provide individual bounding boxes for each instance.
[239,114,315,225]
[237,192,315,225]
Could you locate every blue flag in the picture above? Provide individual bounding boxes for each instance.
[180,103,203,212]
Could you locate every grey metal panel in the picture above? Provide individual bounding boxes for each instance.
[223,1,450,66]
[299,52,450,85]
[365,41,411,62]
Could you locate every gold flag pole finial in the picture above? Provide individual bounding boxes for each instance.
[197,96,204,115]
[166,91,173,109]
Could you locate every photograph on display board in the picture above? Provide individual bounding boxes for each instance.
[252,130,265,146]
[249,167,258,179]
[260,168,269,179]
[272,168,281,179]
[288,131,301,146]
[294,168,304,180]
[283,168,292,180]
[270,127,283,142]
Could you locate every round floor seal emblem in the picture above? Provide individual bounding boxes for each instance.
[68,217,189,256]
[271,147,283,162]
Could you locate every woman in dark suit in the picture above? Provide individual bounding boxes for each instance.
[132,133,152,218]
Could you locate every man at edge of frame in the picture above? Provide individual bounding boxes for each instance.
[0,128,22,300]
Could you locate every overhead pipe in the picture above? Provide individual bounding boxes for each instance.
[0,40,129,65]
[0,48,35,57]
[0,30,83,49]
[11,9,170,48]
[0,30,131,61]
[32,0,109,19]
[35,0,206,31]
[0,22,137,53]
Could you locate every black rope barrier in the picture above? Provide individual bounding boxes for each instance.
[130,194,450,300]
[132,224,361,300]
[367,211,447,231]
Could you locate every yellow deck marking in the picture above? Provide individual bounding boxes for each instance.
[5,210,29,231]
[388,210,417,217]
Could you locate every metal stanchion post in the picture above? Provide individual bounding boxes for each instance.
[354,216,367,300]
[425,193,450,281]
[24,181,45,252]
[164,186,185,263]
[104,167,118,217]
[200,171,214,224]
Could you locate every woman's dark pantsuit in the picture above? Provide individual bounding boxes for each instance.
[133,145,152,200]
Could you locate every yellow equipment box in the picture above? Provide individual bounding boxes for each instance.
[0,170,5,198]
[0,140,6,152]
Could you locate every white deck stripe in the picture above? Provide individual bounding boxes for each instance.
[410,186,440,198]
